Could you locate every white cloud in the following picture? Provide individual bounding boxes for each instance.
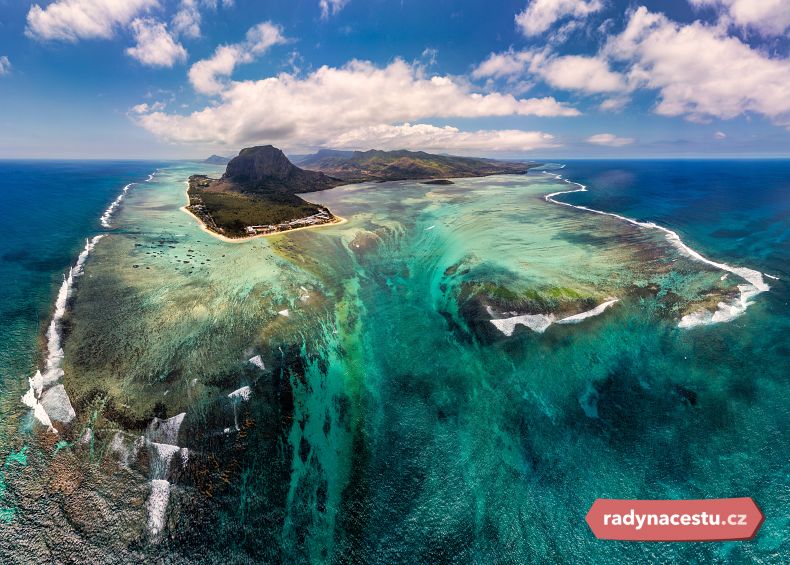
[131,101,165,113]
[320,0,349,20]
[188,21,286,94]
[586,133,634,146]
[689,0,790,36]
[605,7,790,126]
[330,123,560,153]
[172,0,201,38]
[473,49,626,94]
[26,0,158,41]
[0,56,11,76]
[421,47,438,67]
[515,0,603,37]
[540,55,625,93]
[714,131,727,139]
[472,49,538,80]
[599,96,630,111]
[136,58,578,150]
[126,18,187,68]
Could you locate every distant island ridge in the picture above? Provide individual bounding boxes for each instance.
[188,145,539,240]
[203,154,231,165]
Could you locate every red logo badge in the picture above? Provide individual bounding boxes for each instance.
[585,498,764,541]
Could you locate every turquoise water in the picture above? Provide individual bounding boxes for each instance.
[0,160,787,562]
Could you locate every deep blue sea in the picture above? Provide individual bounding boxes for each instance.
[555,160,789,282]
[0,161,162,399]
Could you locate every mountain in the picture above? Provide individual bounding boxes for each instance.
[187,146,342,237]
[203,154,231,165]
[220,145,341,194]
[296,149,538,182]
[290,149,355,166]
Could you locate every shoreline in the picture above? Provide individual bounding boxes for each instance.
[540,169,773,328]
[180,186,347,243]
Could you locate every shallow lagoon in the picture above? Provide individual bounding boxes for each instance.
[2,162,787,563]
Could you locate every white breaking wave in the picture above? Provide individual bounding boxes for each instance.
[491,313,555,336]
[147,479,170,538]
[149,442,181,480]
[542,173,770,329]
[556,299,619,324]
[100,169,157,228]
[147,413,186,445]
[229,385,252,402]
[100,183,134,228]
[229,385,252,431]
[490,298,620,336]
[22,235,104,432]
[249,355,266,370]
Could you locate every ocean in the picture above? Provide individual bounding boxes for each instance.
[0,161,162,407]
[0,159,787,562]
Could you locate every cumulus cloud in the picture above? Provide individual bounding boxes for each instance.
[540,55,625,93]
[188,21,286,94]
[331,123,559,153]
[126,18,187,67]
[586,133,634,146]
[689,0,790,37]
[472,49,538,80]
[0,56,10,76]
[604,7,790,126]
[172,0,201,38]
[26,0,158,41]
[135,58,578,151]
[515,0,603,37]
[320,0,349,20]
[474,49,626,94]
[714,131,726,139]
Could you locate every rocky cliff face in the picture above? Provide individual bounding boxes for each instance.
[222,145,340,193]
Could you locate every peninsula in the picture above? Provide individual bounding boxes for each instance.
[187,145,539,239]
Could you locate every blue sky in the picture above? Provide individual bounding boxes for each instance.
[0,0,789,158]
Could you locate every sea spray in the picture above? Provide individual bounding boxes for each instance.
[229,386,252,431]
[100,183,133,228]
[100,169,157,228]
[142,411,186,539]
[147,413,186,446]
[147,480,170,539]
[556,299,620,324]
[148,443,180,480]
[21,235,104,432]
[543,174,770,328]
[489,299,620,335]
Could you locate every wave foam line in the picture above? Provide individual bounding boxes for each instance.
[21,235,104,432]
[99,169,158,228]
[100,183,134,228]
[557,298,619,324]
[490,298,620,336]
[543,174,770,328]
